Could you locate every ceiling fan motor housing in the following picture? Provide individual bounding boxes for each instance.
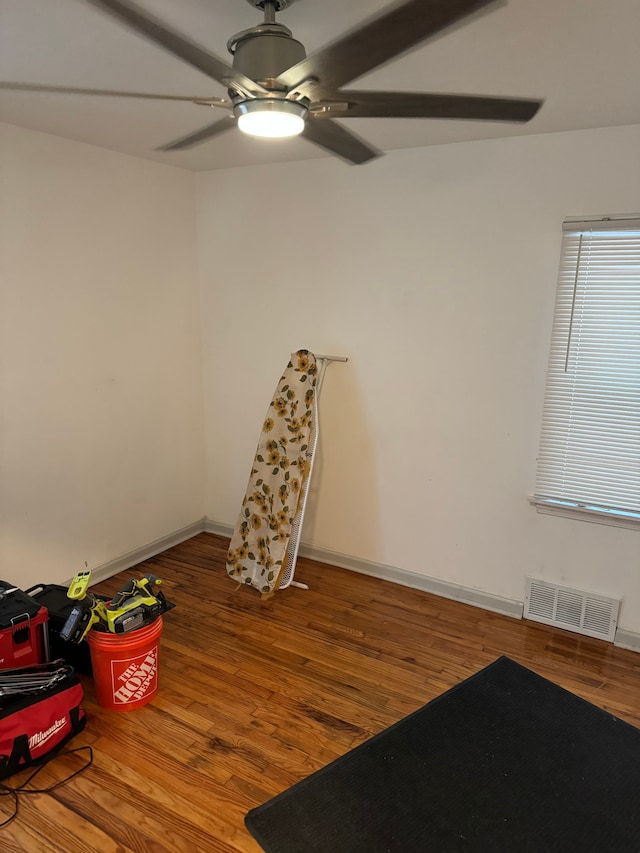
[229,24,306,87]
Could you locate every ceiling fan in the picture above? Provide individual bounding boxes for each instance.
[1,0,544,165]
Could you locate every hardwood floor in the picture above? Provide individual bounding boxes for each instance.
[3,532,639,851]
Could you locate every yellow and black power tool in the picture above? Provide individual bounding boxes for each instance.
[60,571,175,643]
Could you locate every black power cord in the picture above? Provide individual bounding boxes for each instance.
[0,745,93,828]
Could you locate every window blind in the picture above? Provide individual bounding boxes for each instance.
[533,216,640,525]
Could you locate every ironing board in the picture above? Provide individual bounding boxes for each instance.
[226,350,346,596]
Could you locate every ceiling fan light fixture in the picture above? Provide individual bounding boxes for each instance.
[235,99,307,138]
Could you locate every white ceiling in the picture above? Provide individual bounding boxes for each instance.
[1,0,639,171]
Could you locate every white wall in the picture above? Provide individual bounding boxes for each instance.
[197,123,640,633]
[2,120,637,635]
[0,124,205,590]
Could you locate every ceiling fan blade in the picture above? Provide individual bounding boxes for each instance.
[317,90,543,122]
[157,115,236,151]
[302,119,381,165]
[0,81,230,108]
[83,0,266,96]
[277,0,500,98]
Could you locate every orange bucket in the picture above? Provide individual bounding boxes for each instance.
[87,617,163,711]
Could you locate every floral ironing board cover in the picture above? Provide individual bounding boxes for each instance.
[226,350,317,596]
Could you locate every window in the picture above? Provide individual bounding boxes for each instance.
[531,215,640,528]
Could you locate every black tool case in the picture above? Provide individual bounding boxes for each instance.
[25,584,107,676]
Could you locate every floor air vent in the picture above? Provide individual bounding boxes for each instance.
[524,577,620,642]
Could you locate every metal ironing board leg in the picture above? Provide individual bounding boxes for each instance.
[278,354,348,590]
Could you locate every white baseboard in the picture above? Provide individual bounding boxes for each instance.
[69,517,207,587]
[106,518,637,644]
[614,629,640,652]
[298,542,523,619]
[203,517,523,619]
[204,518,234,539]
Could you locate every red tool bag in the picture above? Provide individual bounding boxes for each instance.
[0,666,86,780]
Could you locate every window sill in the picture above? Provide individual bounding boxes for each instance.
[528,496,640,531]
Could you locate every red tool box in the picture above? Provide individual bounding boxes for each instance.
[0,581,49,670]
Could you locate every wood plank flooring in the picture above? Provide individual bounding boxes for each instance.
[3,532,639,851]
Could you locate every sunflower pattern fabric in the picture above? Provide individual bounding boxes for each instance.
[226,350,318,595]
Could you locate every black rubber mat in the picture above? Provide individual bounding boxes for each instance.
[245,656,640,852]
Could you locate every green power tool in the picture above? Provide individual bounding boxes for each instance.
[60,570,175,643]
